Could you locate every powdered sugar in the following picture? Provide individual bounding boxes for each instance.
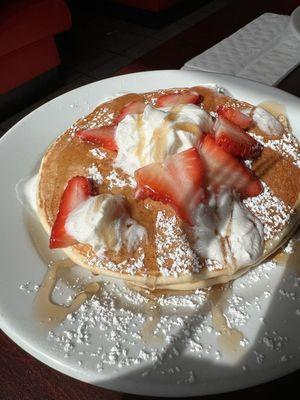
[106,169,136,189]
[250,131,300,168]
[87,164,103,184]
[204,259,224,271]
[244,182,293,240]
[227,295,250,326]
[260,331,288,351]
[67,108,115,140]
[155,211,202,277]
[89,148,107,160]
[87,163,137,190]
[87,249,146,276]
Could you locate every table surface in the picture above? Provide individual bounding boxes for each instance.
[1,0,299,399]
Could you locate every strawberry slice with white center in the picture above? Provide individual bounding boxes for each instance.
[76,125,117,151]
[115,100,146,123]
[49,176,93,249]
[199,135,262,198]
[156,90,202,107]
[135,147,205,224]
[217,105,252,129]
[214,116,262,159]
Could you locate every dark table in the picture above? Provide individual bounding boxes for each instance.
[1,0,299,399]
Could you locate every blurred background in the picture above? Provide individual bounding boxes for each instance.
[1,0,299,134]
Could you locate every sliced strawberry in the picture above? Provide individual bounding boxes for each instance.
[214,116,262,159]
[199,135,262,198]
[156,90,202,107]
[115,100,146,123]
[49,176,92,249]
[135,148,205,224]
[217,106,252,129]
[76,126,117,151]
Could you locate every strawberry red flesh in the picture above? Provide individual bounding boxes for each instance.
[49,176,92,249]
[199,135,262,198]
[217,105,252,129]
[156,91,202,107]
[135,148,205,224]
[115,100,146,124]
[76,125,117,151]
[214,116,262,159]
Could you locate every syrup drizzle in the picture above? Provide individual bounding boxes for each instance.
[135,114,146,165]
[257,100,290,131]
[34,260,100,329]
[258,101,287,119]
[152,121,169,163]
[208,285,246,361]
[151,105,202,163]
[273,228,300,275]
[173,122,201,136]
[23,207,101,329]
[140,300,165,345]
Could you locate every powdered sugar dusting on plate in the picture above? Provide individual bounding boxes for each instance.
[18,248,300,384]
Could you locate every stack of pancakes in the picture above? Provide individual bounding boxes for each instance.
[37,86,300,291]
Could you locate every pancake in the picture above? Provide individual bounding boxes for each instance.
[37,86,300,291]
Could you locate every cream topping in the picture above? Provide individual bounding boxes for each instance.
[65,194,147,254]
[192,190,264,268]
[252,106,284,136]
[23,174,39,213]
[115,104,213,176]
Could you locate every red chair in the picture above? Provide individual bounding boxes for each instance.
[0,0,71,95]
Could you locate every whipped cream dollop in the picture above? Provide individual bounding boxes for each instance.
[115,104,213,175]
[252,106,284,136]
[22,174,39,213]
[192,189,264,268]
[65,194,147,254]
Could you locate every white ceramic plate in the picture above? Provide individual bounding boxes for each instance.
[0,70,299,397]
